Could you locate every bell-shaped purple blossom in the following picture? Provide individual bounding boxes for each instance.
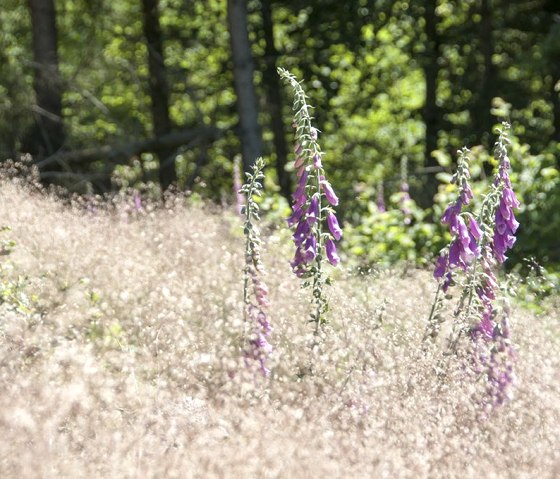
[307,195,320,225]
[313,154,322,169]
[469,216,482,240]
[441,201,462,235]
[293,218,311,247]
[303,235,317,262]
[326,238,340,266]
[460,181,474,205]
[320,177,339,206]
[287,205,305,228]
[327,212,343,241]
[434,254,448,279]
[473,306,494,341]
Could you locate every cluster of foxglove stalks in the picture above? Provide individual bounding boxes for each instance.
[429,123,519,407]
[240,157,272,376]
[471,124,518,406]
[278,67,342,327]
[433,147,480,291]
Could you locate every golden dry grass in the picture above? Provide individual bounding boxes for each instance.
[0,179,558,478]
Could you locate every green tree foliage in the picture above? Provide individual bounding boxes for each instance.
[0,0,558,267]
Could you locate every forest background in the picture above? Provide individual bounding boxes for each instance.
[1,0,559,273]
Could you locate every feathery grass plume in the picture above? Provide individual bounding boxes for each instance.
[278,67,342,329]
[240,157,272,376]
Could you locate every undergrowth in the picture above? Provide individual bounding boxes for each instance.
[0,179,558,478]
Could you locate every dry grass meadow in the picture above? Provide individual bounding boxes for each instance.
[0,177,558,478]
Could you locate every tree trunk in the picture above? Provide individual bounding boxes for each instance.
[476,0,496,147]
[25,0,65,160]
[552,74,560,145]
[421,0,440,207]
[141,0,176,191]
[227,0,263,173]
[38,126,223,168]
[261,0,291,200]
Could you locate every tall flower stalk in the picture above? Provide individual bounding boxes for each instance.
[426,147,479,339]
[426,123,519,408]
[278,67,342,329]
[240,157,272,376]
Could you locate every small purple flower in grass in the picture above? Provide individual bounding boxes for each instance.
[327,212,343,241]
[326,238,340,266]
[134,192,143,212]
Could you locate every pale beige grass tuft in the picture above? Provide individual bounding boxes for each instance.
[0,180,558,478]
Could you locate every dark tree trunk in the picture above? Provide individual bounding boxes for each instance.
[141,0,176,191]
[421,0,440,207]
[25,0,65,160]
[552,74,560,144]
[261,0,291,200]
[475,0,496,146]
[227,0,263,173]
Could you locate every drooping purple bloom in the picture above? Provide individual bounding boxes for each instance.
[434,254,448,279]
[291,248,304,270]
[460,181,474,205]
[287,205,305,227]
[320,177,339,206]
[442,272,453,292]
[441,201,462,235]
[293,218,310,246]
[474,306,494,341]
[469,216,482,240]
[325,238,340,266]
[327,212,343,241]
[313,154,322,169]
[448,240,465,270]
[307,195,320,224]
[303,235,317,262]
